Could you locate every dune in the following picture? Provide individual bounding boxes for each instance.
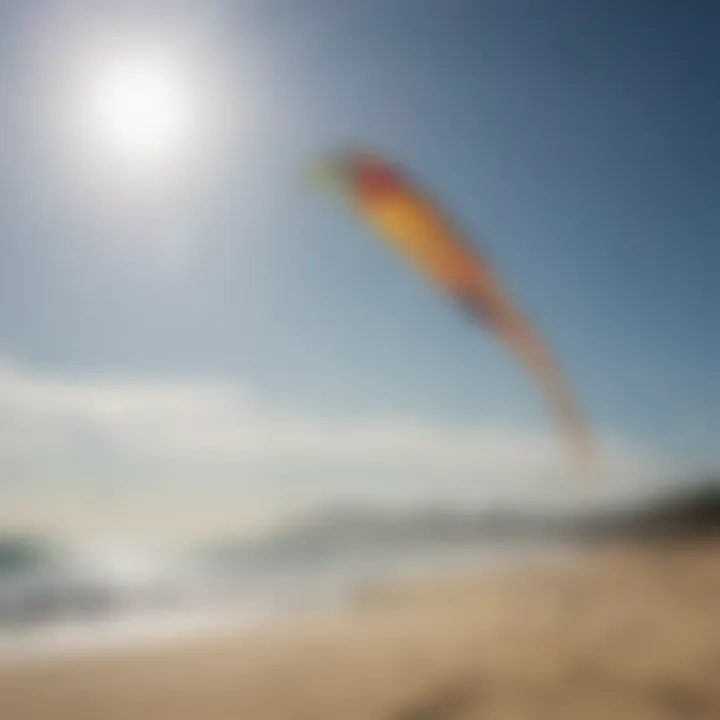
[1,539,719,719]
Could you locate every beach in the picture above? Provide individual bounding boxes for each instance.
[1,538,719,719]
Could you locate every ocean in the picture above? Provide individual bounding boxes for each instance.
[0,531,569,666]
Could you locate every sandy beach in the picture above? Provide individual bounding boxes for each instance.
[1,539,719,720]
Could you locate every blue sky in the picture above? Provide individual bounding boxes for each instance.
[0,0,717,537]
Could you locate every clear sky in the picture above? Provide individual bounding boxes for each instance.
[0,0,717,538]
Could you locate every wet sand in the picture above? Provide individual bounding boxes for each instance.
[1,539,719,719]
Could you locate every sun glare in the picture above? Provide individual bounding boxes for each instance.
[83,50,197,172]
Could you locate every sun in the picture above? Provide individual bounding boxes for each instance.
[82,49,198,173]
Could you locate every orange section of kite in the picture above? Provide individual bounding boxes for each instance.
[312,149,599,481]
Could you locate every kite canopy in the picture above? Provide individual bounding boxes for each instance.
[311,148,600,481]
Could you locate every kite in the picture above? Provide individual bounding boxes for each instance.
[311,149,599,480]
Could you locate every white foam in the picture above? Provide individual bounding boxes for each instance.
[0,606,263,668]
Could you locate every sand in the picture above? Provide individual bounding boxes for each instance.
[1,539,719,719]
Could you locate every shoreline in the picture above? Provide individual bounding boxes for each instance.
[0,539,577,669]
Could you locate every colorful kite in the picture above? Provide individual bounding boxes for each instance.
[311,149,599,480]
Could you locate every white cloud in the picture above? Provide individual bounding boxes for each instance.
[0,357,663,539]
